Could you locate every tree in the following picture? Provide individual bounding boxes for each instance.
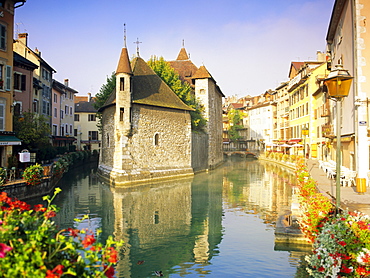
[94,72,116,132]
[148,56,207,132]
[227,109,244,142]
[93,72,116,111]
[13,112,51,149]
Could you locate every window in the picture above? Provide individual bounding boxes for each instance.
[33,99,39,113]
[54,107,57,118]
[42,100,50,115]
[70,106,72,115]
[88,131,98,140]
[74,114,79,121]
[42,68,50,81]
[14,73,25,91]
[0,24,6,51]
[120,108,124,121]
[88,114,96,121]
[53,125,58,136]
[60,110,64,119]
[120,77,124,91]
[14,102,21,116]
[60,125,64,136]
[65,105,68,115]
[154,133,159,146]
[54,93,57,103]
[70,124,72,134]
[74,129,77,136]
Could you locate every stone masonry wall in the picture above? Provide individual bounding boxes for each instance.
[130,104,192,170]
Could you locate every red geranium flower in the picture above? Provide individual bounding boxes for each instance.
[82,234,96,248]
[103,265,115,278]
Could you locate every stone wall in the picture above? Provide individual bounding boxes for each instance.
[195,78,224,169]
[191,132,209,172]
[98,104,194,186]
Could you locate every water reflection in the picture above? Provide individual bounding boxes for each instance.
[39,158,310,277]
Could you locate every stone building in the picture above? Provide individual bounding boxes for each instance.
[169,47,224,170]
[98,44,194,186]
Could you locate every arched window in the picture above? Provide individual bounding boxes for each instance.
[154,133,159,146]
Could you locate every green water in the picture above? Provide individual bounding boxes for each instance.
[43,158,311,277]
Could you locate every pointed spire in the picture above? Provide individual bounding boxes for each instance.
[124,23,127,47]
[116,27,132,74]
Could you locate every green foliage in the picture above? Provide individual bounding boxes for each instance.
[22,163,44,186]
[94,72,116,133]
[148,56,207,132]
[0,188,123,277]
[227,109,244,142]
[37,144,57,162]
[13,112,51,149]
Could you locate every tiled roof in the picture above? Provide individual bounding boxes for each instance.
[176,48,189,60]
[75,100,97,113]
[131,57,193,111]
[52,79,78,94]
[168,60,198,86]
[116,47,132,74]
[14,52,38,70]
[100,56,193,112]
[192,65,213,80]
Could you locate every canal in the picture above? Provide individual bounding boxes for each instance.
[33,158,311,277]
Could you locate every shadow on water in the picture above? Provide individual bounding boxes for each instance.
[27,157,311,277]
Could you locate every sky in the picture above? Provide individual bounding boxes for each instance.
[14,0,335,98]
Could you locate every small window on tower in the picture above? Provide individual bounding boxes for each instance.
[120,77,124,91]
[120,108,124,121]
[154,133,159,146]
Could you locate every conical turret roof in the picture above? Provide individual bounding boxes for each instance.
[176,48,189,60]
[192,65,213,80]
[116,47,132,74]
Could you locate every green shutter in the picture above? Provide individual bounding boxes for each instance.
[5,65,11,91]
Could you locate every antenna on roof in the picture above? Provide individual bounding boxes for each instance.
[182,39,185,48]
[134,38,142,57]
[124,23,127,47]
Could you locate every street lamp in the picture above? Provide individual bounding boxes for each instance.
[302,126,309,158]
[323,65,353,211]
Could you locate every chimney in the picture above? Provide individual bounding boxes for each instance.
[88,93,91,102]
[316,51,325,62]
[35,47,41,57]
[18,33,28,46]
[64,79,69,87]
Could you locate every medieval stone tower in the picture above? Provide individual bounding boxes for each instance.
[169,47,224,170]
[98,42,194,185]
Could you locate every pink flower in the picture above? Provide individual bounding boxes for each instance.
[0,243,12,258]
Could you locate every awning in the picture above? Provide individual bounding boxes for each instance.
[288,139,302,144]
[52,136,76,141]
[0,135,22,146]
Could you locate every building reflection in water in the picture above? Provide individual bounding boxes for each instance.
[48,159,308,277]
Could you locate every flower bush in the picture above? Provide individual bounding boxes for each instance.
[22,163,44,186]
[306,210,370,277]
[0,188,123,277]
[295,158,334,242]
